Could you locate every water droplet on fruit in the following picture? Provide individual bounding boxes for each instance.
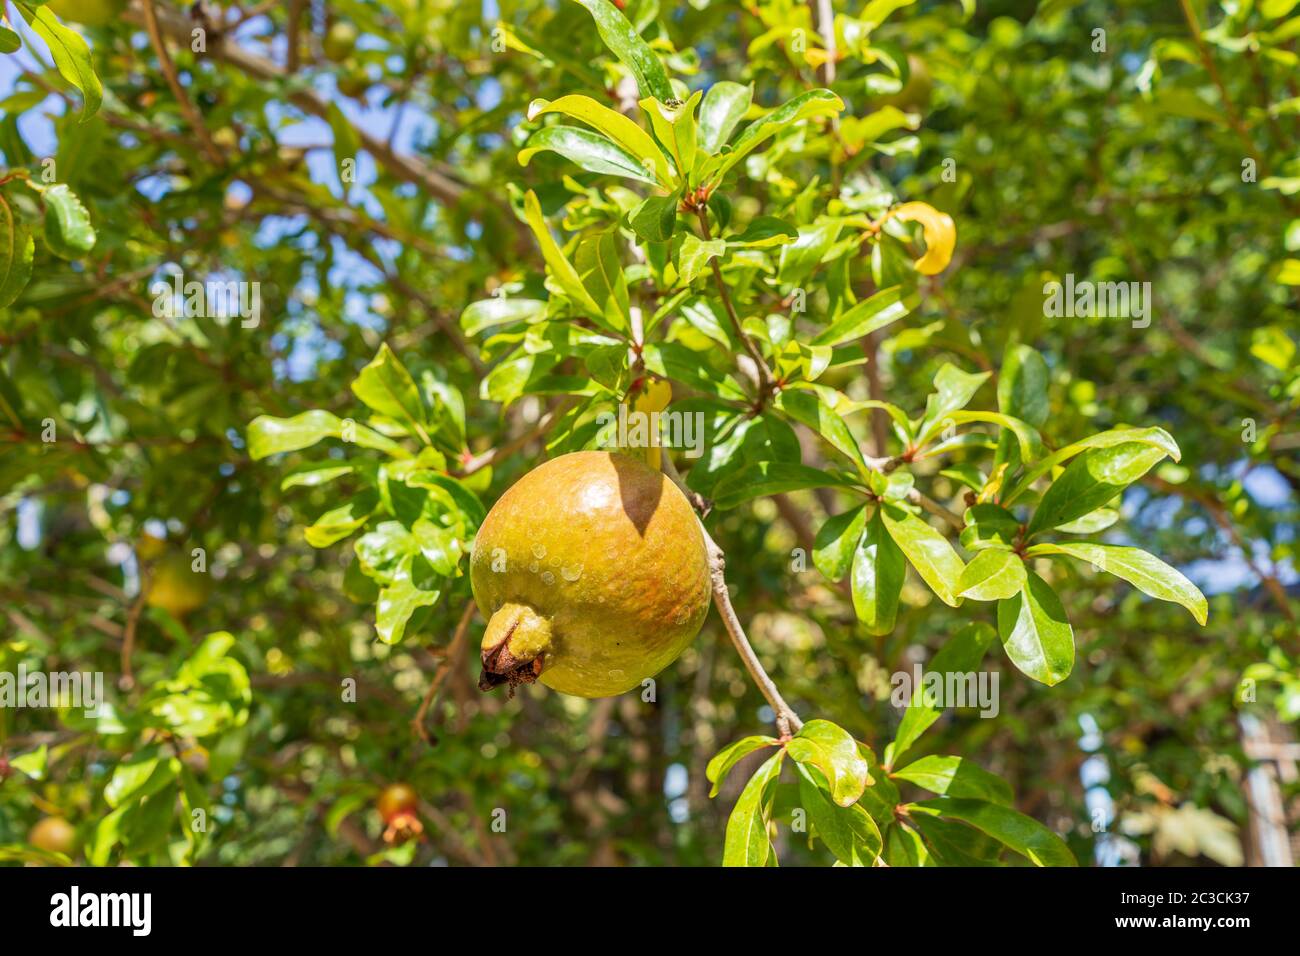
[541,571,555,586]
[561,563,583,582]
[529,561,539,573]
[532,544,547,559]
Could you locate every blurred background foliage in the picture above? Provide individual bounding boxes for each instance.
[0,0,1297,866]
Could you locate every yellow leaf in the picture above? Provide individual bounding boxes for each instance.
[890,201,957,276]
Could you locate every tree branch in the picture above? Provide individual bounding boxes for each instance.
[662,455,802,736]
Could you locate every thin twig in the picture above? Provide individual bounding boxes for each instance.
[662,455,802,736]
[412,602,476,746]
[140,0,222,166]
[694,208,774,400]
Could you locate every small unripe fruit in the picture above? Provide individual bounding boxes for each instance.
[323,22,358,62]
[376,783,422,844]
[29,816,76,856]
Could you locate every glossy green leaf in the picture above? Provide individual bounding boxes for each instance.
[351,344,430,442]
[698,81,753,153]
[773,386,866,469]
[812,505,866,582]
[1003,426,1180,505]
[852,508,905,635]
[997,343,1050,428]
[247,410,407,459]
[785,719,871,807]
[568,0,674,103]
[20,3,102,120]
[997,570,1074,685]
[892,755,1013,805]
[375,554,442,644]
[1029,542,1208,625]
[909,798,1077,866]
[1027,441,1169,534]
[518,125,660,184]
[957,548,1026,601]
[959,502,1021,552]
[460,297,547,336]
[796,763,882,865]
[41,184,96,259]
[629,195,677,242]
[812,285,918,347]
[521,189,605,315]
[722,750,783,866]
[706,735,779,797]
[0,192,34,308]
[704,89,843,184]
[881,502,966,607]
[916,363,991,444]
[527,96,671,184]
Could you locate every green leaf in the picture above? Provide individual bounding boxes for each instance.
[304,492,379,548]
[812,505,866,582]
[574,229,630,331]
[957,548,1026,602]
[351,344,430,443]
[812,285,918,347]
[1003,426,1180,505]
[247,410,407,459]
[9,745,47,780]
[997,570,1074,685]
[712,461,852,509]
[909,798,1076,867]
[959,503,1021,552]
[703,89,844,185]
[0,193,35,308]
[676,233,725,286]
[1027,441,1169,534]
[892,756,1013,805]
[1054,508,1119,534]
[568,0,675,103]
[706,735,779,797]
[698,81,753,154]
[628,194,677,242]
[851,508,905,635]
[727,215,799,249]
[880,502,966,607]
[777,219,844,288]
[280,461,356,490]
[518,125,660,184]
[527,96,671,185]
[773,386,866,470]
[888,621,996,766]
[722,750,784,867]
[0,26,20,54]
[796,763,882,865]
[1028,542,1208,625]
[916,363,991,444]
[997,344,1050,428]
[19,3,102,120]
[521,189,605,315]
[785,719,872,806]
[642,92,701,185]
[41,183,95,259]
[460,297,546,336]
[943,410,1041,464]
[375,554,442,644]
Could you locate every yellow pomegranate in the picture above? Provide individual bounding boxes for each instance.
[470,451,711,698]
